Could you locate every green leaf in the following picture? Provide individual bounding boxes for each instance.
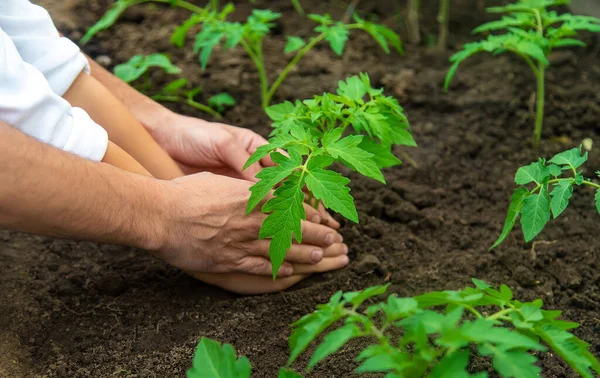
[344,284,390,308]
[308,323,360,370]
[285,36,307,53]
[244,134,296,170]
[461,319,546,351]
[549,181,573,218]
[247,152,300,213]
[266,101,296,121]
[337,75,368,102]
[161,78,189,94]
[82,0,130,43]
[515,160,550,185]
[278,369,303,378]
[358,139,402,168]
[305,168,359,223]
[520,305,544,323]
[318,23,350,55]
[428,350,472,378]
[595,189,600,215]
[208,93,236,112]
[490,187,530,249]
[520,185,551,242]
[479,345,541,378]
[259,174,306,278]
[186,337,251,378]
[171,14,206,48]
[549,147,588,170]
[538,325,596,378]
[113,53,181,83]
[325,136,385,184]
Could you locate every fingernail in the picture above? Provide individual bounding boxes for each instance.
[312,215,322,224]
[340,234,344,243]
[343,244,349,254]
[324,233,334,245]
[285,266,293,276]
[340,255,350,265]
[311,250,323,262]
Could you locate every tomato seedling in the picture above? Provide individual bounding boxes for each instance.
[187,279,600,377]
[444,0,600,147]
[491,146,600,249]
[287,279,600,377]
[84,1,403,110]
[244,73,415,278]
[114,53,235,118]
[192,7,403,109]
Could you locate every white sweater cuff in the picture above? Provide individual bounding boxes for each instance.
[64,108,109,162]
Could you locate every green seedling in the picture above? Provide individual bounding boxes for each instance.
[287,279,600,377]
[244,73,414,278]
[491,146,600,249]
[187,280,600,377]
[114,53,235,118]
[85,2,403,110]
[192,7,403,109]
[445,0,600,147]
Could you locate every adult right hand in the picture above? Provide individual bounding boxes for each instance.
[152,172,349,279]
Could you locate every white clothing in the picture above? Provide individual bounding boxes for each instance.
[0,0,108,161]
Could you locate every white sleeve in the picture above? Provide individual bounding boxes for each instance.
[0,28,108,162]
[0,0,90,96]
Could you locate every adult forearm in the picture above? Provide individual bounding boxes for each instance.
[0,123,165,250]
[85,55,170,133]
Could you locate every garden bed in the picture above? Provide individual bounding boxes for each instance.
[1,0,599,376]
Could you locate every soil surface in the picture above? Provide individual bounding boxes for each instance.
[2,0,600,377]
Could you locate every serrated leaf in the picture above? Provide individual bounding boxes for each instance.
[515,160,550,185]
[549,147,588,170]
[520,185,551,242]
[461,319,545,351]
[538,325,596,378]
[337,75,367,102]
[325,136,385,183]
[550,181,573,218]
[305,169,359,223]
[266,101,296,121]
[479,345,542,378]
[208,92,236,112]
[259,175,306,278]
[285,36,307,53]
[114,53,181,83]
[490,187,530,249]
[171,14,206,48]
[289,306,344,365]
[428,350,472,378]
[247,152,300,212]
[358,139,402,168]
[82,0,130,43]
[186,337,251,378]
[317,23,349,55]
[344,284,390,308]
[308,323,360,370]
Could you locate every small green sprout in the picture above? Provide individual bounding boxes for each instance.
[244,73,415,278]
[114,53,235,118]
[187,280,600,377]
[444,0,600,147]
[491,146,600,249]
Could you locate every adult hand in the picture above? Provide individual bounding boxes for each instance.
[150,112,340,228]
[153,172,349,278]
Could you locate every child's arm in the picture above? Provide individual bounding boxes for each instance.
[63,72,184,180]
[102,141,152,177]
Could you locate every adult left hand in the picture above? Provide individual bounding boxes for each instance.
[149,112,341,228]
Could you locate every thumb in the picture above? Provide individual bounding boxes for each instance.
[220,138,262,182]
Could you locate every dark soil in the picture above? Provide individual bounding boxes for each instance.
[2,0,600,377]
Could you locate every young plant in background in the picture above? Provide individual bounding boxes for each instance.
[244,73,415,278]
[193,8,403,108]
[491,146,600,249]
[405,0,451,49]
[187,280,600,377]
[444,0,600,147]
[114,53,235,118]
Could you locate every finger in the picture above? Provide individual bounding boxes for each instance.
[249,240,349,264]
[291,255,350,275]
[219,137,263,182]
[303,194,340,229]
[300,221,343,247]
[190,272,307,295]
[317,202,341,229]
[234,256,294,277]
